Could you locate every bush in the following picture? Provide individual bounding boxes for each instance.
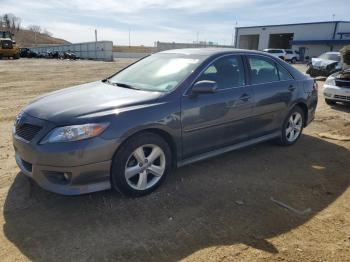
[340,45,350,65]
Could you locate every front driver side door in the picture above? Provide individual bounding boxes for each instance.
[181,55,254,159]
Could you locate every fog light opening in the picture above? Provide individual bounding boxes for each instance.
[44,171,72,185]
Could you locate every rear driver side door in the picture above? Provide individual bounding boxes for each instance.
[246,55,295,137]
[181,55,255,159]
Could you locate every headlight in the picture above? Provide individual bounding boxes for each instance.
[40,123,109,144]
[325,76,335,86]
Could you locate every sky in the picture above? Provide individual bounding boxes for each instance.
[0,0,349,46]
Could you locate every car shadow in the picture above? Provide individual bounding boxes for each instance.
[328,102,350,113]
[3,135,350,261]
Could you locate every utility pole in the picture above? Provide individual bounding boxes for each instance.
[94,29,97,60]
[233,21,238,47]
[196,31,199,44]
[332,14,335,21]
[128,28,131,47]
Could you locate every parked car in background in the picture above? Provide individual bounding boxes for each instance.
[263,49,286,60]
[13,48,318,196]
[63,51,78,60]
[306,52,342,77]
[263,49,299,63]
[285,49,300,63]
[19,48,38,58]
[323,68,350,105]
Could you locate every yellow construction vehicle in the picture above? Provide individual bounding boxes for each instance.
[0,31,19,59]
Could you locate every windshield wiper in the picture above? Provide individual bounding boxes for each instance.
[102,79,140,90]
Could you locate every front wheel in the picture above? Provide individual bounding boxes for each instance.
[291,57,297,64]
[276,107,304,146]
[111,132,172,197]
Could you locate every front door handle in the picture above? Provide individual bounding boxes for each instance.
[240,94,251,102]
[288,85,296,91]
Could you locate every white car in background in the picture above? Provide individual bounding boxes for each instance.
[263,49,299,63]
[323,69,350,105]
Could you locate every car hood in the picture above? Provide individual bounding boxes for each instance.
[311,58,339,69]
[24,81,163,123]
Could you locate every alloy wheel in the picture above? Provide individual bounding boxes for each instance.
[124,144,166,191]
[286,112,303,142]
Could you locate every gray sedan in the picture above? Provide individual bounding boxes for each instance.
[13,48,318,196]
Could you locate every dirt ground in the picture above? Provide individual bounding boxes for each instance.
[0,59,350,262]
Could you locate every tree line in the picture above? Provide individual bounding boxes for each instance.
[0,13,52,37]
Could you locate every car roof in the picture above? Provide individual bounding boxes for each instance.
[159,48,268,57]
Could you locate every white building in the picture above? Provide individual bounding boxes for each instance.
[235,21,350,60]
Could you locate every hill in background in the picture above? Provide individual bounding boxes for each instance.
[13,29,70,47]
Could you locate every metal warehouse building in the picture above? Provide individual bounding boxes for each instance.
[235,21,350,60]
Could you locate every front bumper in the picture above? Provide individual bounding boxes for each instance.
[306,66,338,77]
[324,84,350,102]
[13,113,120,195]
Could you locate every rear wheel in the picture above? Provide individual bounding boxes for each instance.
[111,132,172,197]
[291,57,297,64]
[325,98,336,105]
[276,106,304,146]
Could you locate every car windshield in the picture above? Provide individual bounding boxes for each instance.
[108,53,204,92]
[319,53,341,62]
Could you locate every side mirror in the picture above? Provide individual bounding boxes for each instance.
[191,80,218,95]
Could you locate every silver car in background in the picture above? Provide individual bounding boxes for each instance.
[324,69,350,105]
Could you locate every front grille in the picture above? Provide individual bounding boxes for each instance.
[335,79,350,88]
[1,40,13,49]
[334,95,350,101]
[15,123,42,141]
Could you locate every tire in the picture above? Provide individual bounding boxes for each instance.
[291,57,297,64]
[325,99,336,105]
[276,106,304,146]
[13,54,20,59]
[111,132,172,197]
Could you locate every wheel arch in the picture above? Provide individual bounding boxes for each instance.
[115,127,179,168]
[293,102,308,127]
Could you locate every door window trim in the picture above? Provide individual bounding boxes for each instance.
[183,53,247,96]
[244,54,294,86]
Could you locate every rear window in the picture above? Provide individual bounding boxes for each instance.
[277,64,293,81]
[286,50,293,54]
[248,56,279,84]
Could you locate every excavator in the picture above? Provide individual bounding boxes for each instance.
[0,30,19,59]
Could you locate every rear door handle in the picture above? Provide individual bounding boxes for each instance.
[288,85,296,91]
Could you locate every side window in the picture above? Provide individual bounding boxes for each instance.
[198,56,245,90]
[248,56,279,84]
[277,64,293,81]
